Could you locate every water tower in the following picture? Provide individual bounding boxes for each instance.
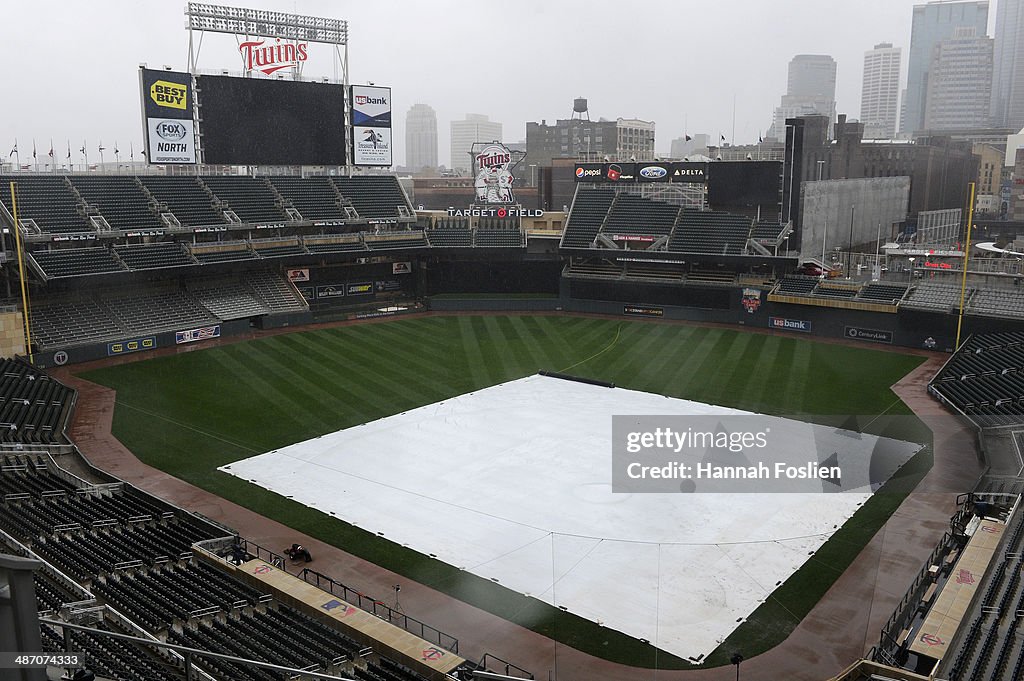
[571,97,590,121]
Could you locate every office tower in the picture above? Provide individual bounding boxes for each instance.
[768,55,837,140]
[923,27,994,129]
[860,43,902,138]
[901,1,989,134]
[450,114,502,173]
[405,104,438,171]
[992,0,1024,129]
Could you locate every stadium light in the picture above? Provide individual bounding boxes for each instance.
[185,3,348,45]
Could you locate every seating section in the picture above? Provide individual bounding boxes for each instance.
[0,454,78,497]
[106,289,218,335]
[0,361,73,444]
[269,176,348,222]
[41,620,184,681]
[333,176,412,219]
[859,282,908,303]
[931,331,1024,425]
[189,280,269,320]
[903,283,971,312]
[775,276,819,295]
[475,218,524,247]
[115,242,196,270]
[561,189,615,248]
[970,289,1024,319]
[602,194,679,237]
[564,261,625,279]
[0,175,92,233]
[69,176,164,231]
[139,175,225,227]
[426,219,473,247]
[244,271,308,313]
[815,284,858,298]
[30,298,126,349]
[669,210,752,254]
[202,176,285,225]
[752,221,785,241]
[30,247,126,279]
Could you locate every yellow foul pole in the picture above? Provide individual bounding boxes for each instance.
[9,182,33,362]
[954,182,975,351]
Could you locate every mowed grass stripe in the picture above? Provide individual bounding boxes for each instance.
[595,322,678,387]
[207,343,331,444]
[519,316,579,368]
[457,316,492,387]
[264,333,394,423]
[348,321,460,386]
[505,316,562,373]
[319,327,458,406]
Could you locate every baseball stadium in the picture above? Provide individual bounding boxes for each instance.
[3,5,1024,681]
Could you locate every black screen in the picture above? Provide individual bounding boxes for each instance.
[197,75,346,165]
[707,161,783,217]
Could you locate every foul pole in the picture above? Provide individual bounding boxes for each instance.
[954,182,976,350]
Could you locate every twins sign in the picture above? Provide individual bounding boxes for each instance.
[474,143,515,204]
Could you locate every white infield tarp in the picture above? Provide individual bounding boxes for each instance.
[221,375,919,661]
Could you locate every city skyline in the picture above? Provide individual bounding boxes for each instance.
[0,0,1000,169]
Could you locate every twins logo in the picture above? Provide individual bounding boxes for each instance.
[474,143,515,204]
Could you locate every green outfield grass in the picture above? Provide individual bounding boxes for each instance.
[80,315,929,668]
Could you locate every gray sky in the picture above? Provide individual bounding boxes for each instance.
[2,0,985,167]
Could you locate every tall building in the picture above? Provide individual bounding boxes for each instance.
[901,1,989,135]
[405,104,438,172]
[450,114,502,173]
[768,55,836,140]
[992,0,1024,129]
[670,133,710,159]
[923,28,994,130]
[860,43,902,138]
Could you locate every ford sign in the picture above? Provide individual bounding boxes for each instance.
[639,166,667,179]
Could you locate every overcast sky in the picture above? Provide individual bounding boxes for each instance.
[1,0,995,167]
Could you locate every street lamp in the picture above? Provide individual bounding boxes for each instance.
[908,257,916,283]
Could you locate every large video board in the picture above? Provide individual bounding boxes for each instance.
[196,75,346,166]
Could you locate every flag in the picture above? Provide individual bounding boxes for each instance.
[114,142,119,156]
[66,140,71,159]
[32,141,37,159]
[48,140,54,158]
[685,135,692,142]
[80,142,86,155]
[8,140,15,157]
[98,142,105,152]
[130,142,134,161]
[758,135,763,144]
[720,134,726,142]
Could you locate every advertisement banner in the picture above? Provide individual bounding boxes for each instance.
[146,118,197,164]
[392,262,412,275]
[351,85,392,127]
[286,268,310,282]
[573,163,637,183]
[141,68,196,165]
[175,325,222,345]
[375,279,402,292]
[316,284,345,299]
[637,163,671,183]
[844,326,893,344]
[353,126,393,166]
[140,68,193,120]
[347,282,374,295]
[670,162,709,183]
[741,288,762,314]
[107,337,156,356]
[769,317,811,333]
[624,305,664,317]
